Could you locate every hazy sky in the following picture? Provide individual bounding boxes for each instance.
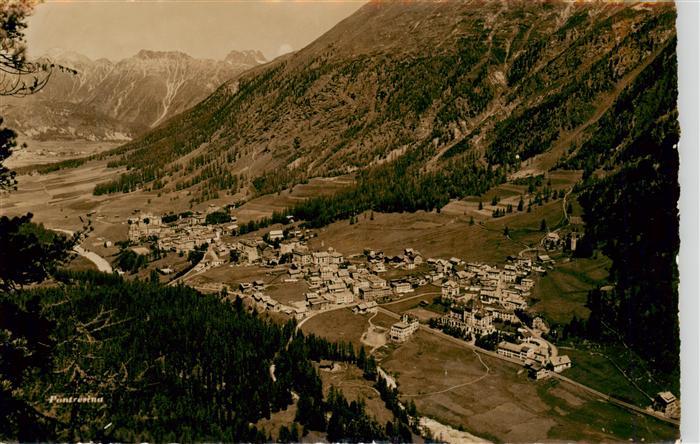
[26,0,365,62]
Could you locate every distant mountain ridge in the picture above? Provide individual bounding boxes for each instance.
[224,49,268,67]
[0,48,267,141]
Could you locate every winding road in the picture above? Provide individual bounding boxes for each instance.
[296,301,355,332]
[73,245,113,273]
[50,228,113,273]
[517,184,575,258]
[269,302,356,386]
[381,291,441,307]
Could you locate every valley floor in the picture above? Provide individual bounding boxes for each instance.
[300,307,678,443]
[1,162,679,443]
[6,138,121,169]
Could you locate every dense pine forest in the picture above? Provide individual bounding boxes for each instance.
[572,119,680,383]
[290,148,505,228]
[3,272,415,442]
[232,145,505,234]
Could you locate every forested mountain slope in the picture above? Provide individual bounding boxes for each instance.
[90,0,676,202]
[572,41,680,380]
[5,271,410,441]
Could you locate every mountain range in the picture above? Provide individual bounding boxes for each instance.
[91,0,676,201]
[0,48,267,141]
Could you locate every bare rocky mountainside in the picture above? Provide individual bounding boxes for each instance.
[0,49,266,141]
[90,0,676,201]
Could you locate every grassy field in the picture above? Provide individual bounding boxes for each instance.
[383,295,449,320]
[380,285,441,315]
[301,308,371,350]
[561,345,672,408]
[306,182,574,265]
[308,211,523,264]
[193,264,280,288]
[530,256,611,324]
[407,307,442,323]
[7,138,122,169]
[371,312,399,329]
[535,379,676,442]
[547,170,583,188]
[64,255,98,272]
[482,198,568,246]
[379,330,678,443]
[232,176,355,223]
[266,280,309,305]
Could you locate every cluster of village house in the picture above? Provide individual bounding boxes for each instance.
[497,336,572,379]
[237,245,419,321]
[126,212,682,415]
[127,213,568,363]
[544,231,579,252]
[128,212,225,253]
[231,236,572,366]
[424,257,571,378]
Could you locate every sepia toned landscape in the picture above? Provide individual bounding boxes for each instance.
[0,0,685,442]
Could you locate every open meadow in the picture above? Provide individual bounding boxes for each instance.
[379,285,441,315]
[380,330,678,443]
[530,256,611,324]
[307,173,579,263]
[191,264,282,288]
[560,345,673,408]
[308,211,523,264]
[301,307,371,351]
[6,138,122,169]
